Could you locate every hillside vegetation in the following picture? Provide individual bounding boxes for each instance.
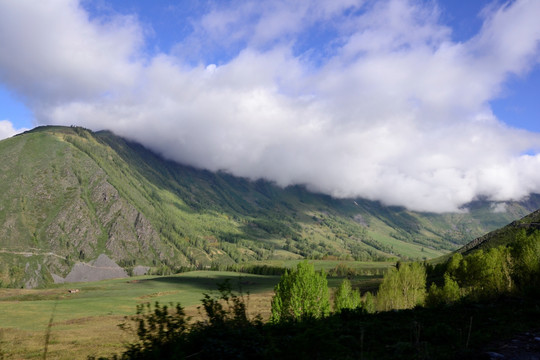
[1,126,539,287]
[101,227,540,360]
[457,208,540,255]
[0,218,538,359]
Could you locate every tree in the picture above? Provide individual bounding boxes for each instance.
[270,261,330,322]
[362,291,376,314]
[510,230,540,294]
[376,262,426,311]
[446,253,463,279]
[456,248,512,298]
[334,278,361,312]
[376,268,401,311]
[426,273,461,307]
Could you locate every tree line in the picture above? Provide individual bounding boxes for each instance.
[94,229,539,359]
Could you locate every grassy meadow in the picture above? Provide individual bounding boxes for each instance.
[0,271,281,359]
[0,263,388,359]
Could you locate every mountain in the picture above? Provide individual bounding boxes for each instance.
[1,126,539,288]
[457,208,540,256]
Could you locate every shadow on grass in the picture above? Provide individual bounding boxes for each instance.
[135,272,280,294]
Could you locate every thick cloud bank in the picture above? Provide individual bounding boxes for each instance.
[1,0,540,212]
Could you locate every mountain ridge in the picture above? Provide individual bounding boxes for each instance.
[457,208,540,255]
[1,126,539,288]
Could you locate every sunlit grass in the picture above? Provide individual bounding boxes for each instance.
[0,267,386,359]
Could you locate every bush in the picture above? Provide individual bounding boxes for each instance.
[104,280,263,360]
[116,302,188,359]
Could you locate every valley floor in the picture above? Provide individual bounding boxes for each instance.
[0,271,281,359]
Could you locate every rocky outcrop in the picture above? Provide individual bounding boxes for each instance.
[61,254,128,283]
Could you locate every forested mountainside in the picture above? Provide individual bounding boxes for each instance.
[1,126,539,287]
[457,207,540,255]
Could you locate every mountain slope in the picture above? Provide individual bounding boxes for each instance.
[0,127,174,287]
[1,126,539,287]
[457,208,540,255]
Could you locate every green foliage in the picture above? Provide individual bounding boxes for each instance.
[117,302,188,359]
[222,264,286,276]
[510,230,540,294]
[427,229,540,305]
[425,273,461,307]
[333,278,361,312]
[446,253,463,277]
[109,280,264,360]
[328,263,358,277]
[196,279,256,328]
[456,248,511,298]
[376,262,427,311]
[362,291,376,314]
[270,261,330,322]
[102,283,540,360]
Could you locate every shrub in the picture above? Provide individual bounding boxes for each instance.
[117,302,188,359]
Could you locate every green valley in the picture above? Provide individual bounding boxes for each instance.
[1,126,539,288]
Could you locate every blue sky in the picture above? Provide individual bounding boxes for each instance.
[1,0,540,212]
[3,0,539,132]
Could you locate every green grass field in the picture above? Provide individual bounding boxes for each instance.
[0,264,387,359]
[1,272,271,328]
[0,271,281,359]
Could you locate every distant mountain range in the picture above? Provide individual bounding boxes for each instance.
[1,126,539,288]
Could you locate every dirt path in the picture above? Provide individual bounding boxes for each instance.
[0,248,67,259]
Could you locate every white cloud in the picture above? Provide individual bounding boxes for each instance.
[491,202,507,213]
[1,0,540,212]
[0,120,26,140]
[0,0,142,104]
